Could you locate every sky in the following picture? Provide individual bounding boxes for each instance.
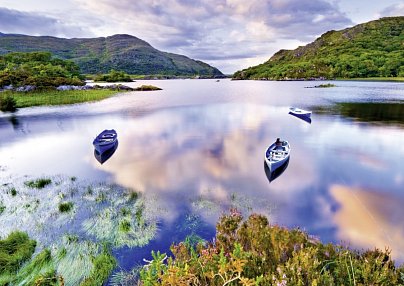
[0,0,403,73]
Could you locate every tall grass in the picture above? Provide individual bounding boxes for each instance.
[0,231,36,278]
[2,89,119,108]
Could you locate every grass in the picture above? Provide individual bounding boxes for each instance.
[58,202,74,213]
[0,231,36,276]
[12,249,58,286]
[25,178,52,189]
[1,89,119,108]
[80,252,117,286]
[10,188,17,196]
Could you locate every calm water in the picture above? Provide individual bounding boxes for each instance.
[1,79,404,267]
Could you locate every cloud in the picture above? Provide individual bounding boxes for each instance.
[0,7,90,38]
[378,3,404,17]
[73,0,353,72]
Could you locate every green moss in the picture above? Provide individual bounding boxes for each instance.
[0,203,5,215]
[58,202,74,213]
[24,178,52,189]
[0,231,36,275]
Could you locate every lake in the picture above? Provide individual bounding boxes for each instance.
[1,79,404,273]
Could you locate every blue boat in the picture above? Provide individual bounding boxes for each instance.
[93,129,118,154]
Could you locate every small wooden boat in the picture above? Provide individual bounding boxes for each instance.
[264,138,291,172]
[93,129,118,154]
[289,107,312,118]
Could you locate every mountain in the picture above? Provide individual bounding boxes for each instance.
[233,17,403,80]
[0,33,224,77]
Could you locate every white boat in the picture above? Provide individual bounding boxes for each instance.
[264,138,291,172]
[289,107,312,118]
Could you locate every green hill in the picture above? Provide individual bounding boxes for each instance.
[233,17,404,80]
[0,33,224,77]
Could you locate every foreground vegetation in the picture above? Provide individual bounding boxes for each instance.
[0,175,157,285]
[137,211,404,285]
[0,89,119,110]
[234,17,404,80]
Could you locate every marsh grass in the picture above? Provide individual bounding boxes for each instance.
[10,187,17,196]
[0,231,36,277]
[13,249,57,286]
[56,237,100,286]
[25,178,52,189]
[0,202,5,215]
[2,89,118,108]
[0,176,161,284]
[58,202,73,213]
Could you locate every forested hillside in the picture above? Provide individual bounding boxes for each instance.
[233,17,403,80]
[0,34,223,77]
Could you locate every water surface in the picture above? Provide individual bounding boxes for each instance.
[1,79,403,267]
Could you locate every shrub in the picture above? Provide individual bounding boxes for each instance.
[138,211,404,285]
[94,69,132,82]
[0,94,17,112]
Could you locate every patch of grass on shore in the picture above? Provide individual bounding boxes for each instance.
[2,89,119,108]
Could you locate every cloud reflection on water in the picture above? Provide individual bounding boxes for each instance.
[330,184,404,264]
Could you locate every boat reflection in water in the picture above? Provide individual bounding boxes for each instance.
[94,141,118,164]
[264,157,290,183]
[288,112,312,124]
